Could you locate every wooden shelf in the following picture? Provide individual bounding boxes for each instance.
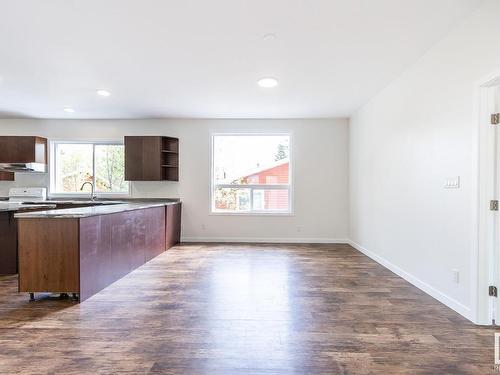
[125,136,179,181]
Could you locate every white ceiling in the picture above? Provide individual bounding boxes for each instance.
[0,0,482,119]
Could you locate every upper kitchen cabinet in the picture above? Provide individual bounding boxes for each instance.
[124,136,179,181]
[0,136,48,173]
[0,136,47,163]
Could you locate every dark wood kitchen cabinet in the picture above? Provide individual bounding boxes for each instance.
[124,136,179,181]
[0,172,15,181]
[0,136,47,164]
[0,212,18,275]
[166,202,182,248]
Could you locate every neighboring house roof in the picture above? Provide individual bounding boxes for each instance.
[231,158,289,183]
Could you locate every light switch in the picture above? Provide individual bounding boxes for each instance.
[444,176,460,189]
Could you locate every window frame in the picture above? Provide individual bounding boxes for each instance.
[49,140,131,198]
[210,132,294,216]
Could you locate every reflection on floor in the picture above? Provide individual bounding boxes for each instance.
[0,243,496,374]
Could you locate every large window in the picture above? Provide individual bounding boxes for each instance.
[51,142,129,195]
[211,134,292,214]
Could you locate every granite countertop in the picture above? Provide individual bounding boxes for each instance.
[14,201,180,219]
[0,203,57,212]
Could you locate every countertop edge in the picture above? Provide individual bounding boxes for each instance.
[14,201,181,219]
[0,204,58,213]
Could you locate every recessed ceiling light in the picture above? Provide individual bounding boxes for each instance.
[96,89,111,97]
[63,107,75,113]
[257,77,278,88]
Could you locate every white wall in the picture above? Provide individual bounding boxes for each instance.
[349,0,500,322]
[0,118,349,243]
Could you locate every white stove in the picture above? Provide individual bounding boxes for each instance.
[5,187,47,203]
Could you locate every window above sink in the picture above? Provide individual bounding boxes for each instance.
[49,141,130,198]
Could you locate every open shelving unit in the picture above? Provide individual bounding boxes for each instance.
[124,136,179,181]
[160,137,179,181]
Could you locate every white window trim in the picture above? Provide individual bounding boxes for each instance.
[209,132,294,216]
[49,140,131,198]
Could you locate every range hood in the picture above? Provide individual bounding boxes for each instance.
[0,163,47,173]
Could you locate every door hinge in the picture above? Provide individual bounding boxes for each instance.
[492,113,500,125]
[491,200,499,211]
[490,285,498,297]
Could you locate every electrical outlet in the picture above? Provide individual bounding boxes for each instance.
[201,224,206,230]
[452,269,460,284]
[296,226,302,233]
[444,176,460,189]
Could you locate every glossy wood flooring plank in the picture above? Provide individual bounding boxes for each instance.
[0,243,498,374]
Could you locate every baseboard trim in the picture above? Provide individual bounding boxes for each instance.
[347,240,472,322]
[181,236,349,244]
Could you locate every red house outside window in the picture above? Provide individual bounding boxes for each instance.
[212,134,291,213]
[239,161,289,211]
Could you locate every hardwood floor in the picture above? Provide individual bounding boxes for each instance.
[0,243,497,374]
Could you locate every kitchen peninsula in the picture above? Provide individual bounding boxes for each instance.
[15,201,181,302]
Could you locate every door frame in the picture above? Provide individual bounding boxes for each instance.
[475,71,500,325]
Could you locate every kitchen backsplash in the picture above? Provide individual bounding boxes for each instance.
[0,173,180,198]
[0,173,48,197]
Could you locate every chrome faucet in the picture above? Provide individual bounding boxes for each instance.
[80,181,96,201]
